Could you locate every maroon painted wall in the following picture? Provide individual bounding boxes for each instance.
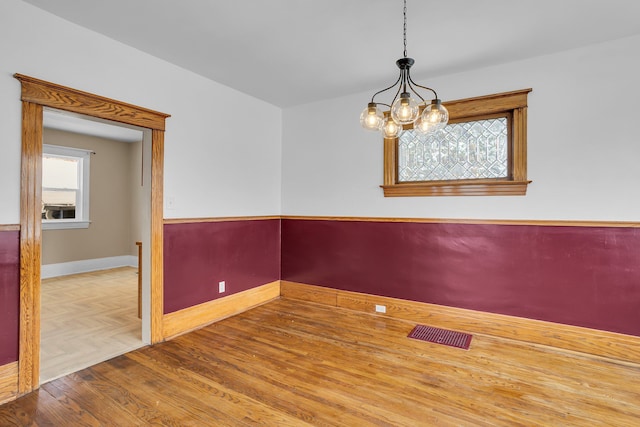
[281,219,640,337]
[0,230,20,365]
[2,217,632,363]
[163,219,281,314]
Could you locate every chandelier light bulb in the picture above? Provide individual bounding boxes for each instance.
[420,99,449,133]
[413,115,436,135]
[391,94,420,125]
[360,103,384,131]
[381,116,402,138]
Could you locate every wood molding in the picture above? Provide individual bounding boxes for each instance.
[381,180,530,197]
[150,129,164,343]
[15,74,169,394]
[0,362,19,405]
[512,107,528,182]
[383,136,396,186]
[444,88,532,118]
[18,101,42,393]
[281,281,338,306]
[164,216,281,225]
[10,216,640,229]
[281,281,640,365]
[14,74,169,131]
[280,215,640,228]
[162,281,281,340]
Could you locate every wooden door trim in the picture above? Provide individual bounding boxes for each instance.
[14,74,169,394]
[15,74,168,131]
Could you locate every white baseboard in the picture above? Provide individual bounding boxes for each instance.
[42,255,138,279]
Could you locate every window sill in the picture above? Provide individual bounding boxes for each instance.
[381,180,531,197]
[42,220,91,230]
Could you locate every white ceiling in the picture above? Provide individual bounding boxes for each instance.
[23,0,640,108]
[43,108,144,143]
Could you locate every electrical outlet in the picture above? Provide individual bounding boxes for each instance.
[218,281,225,293]
[375,304,386,313]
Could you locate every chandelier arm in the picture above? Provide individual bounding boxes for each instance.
[406,78,426,103]
[390,80,403,108]
[402,69,408,93]
[370,73,403,104]
[407,74,439,100]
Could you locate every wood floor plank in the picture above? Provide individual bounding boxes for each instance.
[91,373,184,425]
[1,298,639,426]
[27,386,97,427]
[125,349,313,426]
[183,323,471,424]
[0,391,43,426]
[158,339,389,426]
[200,308,553,426]
[45,373,150,426]
[222,305,568,423]
[296,301,640,424]
[91,355,250,426]
[83,357,210,426]
[38,382,102,427]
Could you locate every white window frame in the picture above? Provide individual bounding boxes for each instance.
[42,144,91,230]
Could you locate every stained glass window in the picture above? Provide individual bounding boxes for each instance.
[381,88,531,197]
[398,117,508,182]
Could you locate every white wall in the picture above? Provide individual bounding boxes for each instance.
[0,0,282,225]
[4,1,639,224]
[282,34,640,221]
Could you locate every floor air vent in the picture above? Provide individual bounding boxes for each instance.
[408,325,472,350]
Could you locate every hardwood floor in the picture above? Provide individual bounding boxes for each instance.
[40,268,143,383]
[2,298,639,426]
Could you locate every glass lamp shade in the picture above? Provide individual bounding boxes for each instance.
[420,100,449,133]
[391,94,420,125]
[360,103,384,131]
[413,115,437,135]
[381,116,402,138]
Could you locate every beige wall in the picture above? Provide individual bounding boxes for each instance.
[129,139,144,256]
[42,128,142,264]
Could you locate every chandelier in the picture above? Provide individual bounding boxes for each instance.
[360,0,448,138]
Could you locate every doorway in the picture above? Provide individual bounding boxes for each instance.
[15,74,169,394]
[39,110,147,383]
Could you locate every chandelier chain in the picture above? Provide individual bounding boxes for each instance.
[403,0,408,58]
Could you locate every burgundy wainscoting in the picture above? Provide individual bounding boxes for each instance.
[281,219,640,337]
[0,230,20,365]
[163,219,281,314]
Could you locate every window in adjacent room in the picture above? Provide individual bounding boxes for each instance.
[381,89,532,197]
[42,144,91,229]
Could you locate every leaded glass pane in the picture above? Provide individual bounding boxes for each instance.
[398,117,508,182]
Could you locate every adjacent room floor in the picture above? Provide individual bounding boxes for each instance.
[40,267,143,383]
[3,297,639,426]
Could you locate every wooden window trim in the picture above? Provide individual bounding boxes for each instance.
[382,88,532,197]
